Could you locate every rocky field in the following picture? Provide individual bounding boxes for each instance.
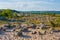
[0,31,60,40]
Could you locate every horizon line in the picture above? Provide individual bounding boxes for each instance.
[0,9,60,11]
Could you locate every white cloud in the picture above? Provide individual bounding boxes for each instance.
[0,0,59,11]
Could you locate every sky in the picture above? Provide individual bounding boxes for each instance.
[0,0,60,11]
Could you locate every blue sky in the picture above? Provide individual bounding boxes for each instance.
[0,0,60,11]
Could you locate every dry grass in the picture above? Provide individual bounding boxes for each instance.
[54,27,60,30]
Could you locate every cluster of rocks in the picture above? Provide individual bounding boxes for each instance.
[0,23,60,40]
[0,31,60,40]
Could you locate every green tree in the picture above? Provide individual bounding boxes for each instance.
[1,9,12,19]
[13,12,18,18]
